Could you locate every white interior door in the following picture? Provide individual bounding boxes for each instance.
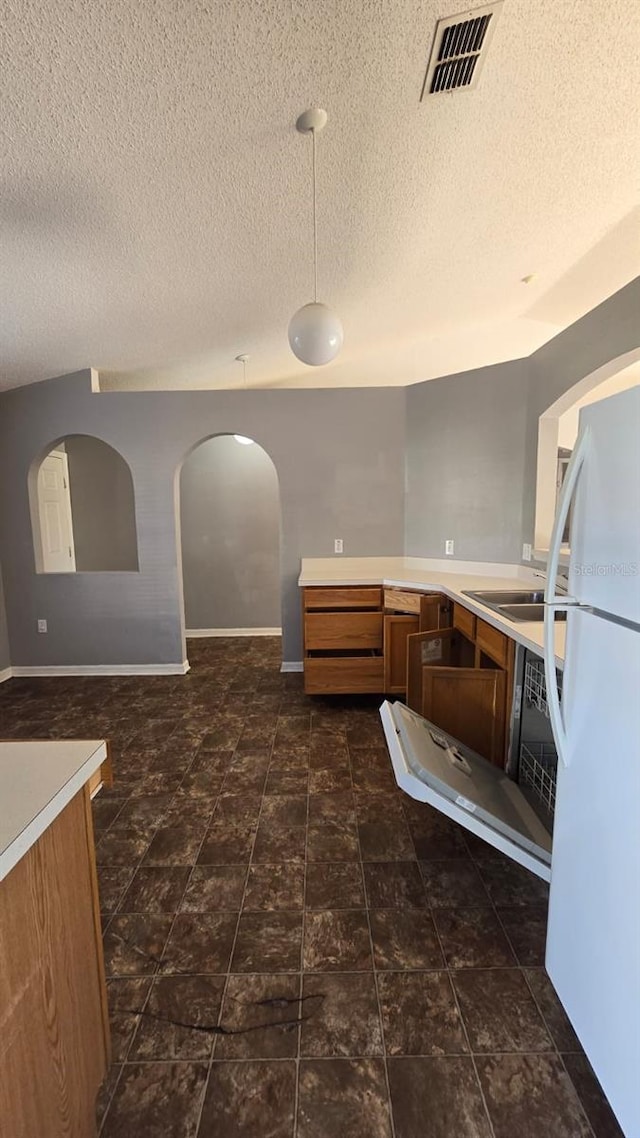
[37,451,76,572]
[546,607,640,1137]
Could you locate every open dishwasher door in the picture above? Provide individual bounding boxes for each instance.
[380,700,552,881]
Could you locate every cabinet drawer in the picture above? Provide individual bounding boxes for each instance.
[304,586,382,610]
[453,602,476,640]
[384,588,422,614]
[476,618,509,667]
[305,612,383,651]
[304,656,384,694]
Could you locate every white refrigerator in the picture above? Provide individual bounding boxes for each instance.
[541,383,640,1138]
[380,385,640,1136]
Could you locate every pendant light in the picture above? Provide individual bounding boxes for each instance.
[288,108,343,366]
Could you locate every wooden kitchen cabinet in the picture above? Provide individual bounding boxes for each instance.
[420,592,452,634]
[383,590,451,695]
[406,621,510,766]
[302,585,450,695]
[303,586,384,694]
[0,785,109,1138]
[305,611,383,652]
[384,614,420,693]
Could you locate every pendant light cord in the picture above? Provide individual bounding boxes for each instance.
[312,126,318,303]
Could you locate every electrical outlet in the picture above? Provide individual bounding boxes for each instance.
[522,542,532,561]
[37,619,47,633]
[334,539,343,554]
[445,539,454,556]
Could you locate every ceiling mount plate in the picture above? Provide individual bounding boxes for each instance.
[296,108,327,134]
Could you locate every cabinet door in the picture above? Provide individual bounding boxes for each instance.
[420,593,452,632]
[406,629,458,713]
[384,614,419,694]
[421,666,506,766]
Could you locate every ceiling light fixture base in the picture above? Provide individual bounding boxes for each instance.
[296,108,327,134]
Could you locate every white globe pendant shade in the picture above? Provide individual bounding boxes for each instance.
[288,302,344,367]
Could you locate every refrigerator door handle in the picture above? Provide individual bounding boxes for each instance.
[543,425,590,768]
[544,601,569,767]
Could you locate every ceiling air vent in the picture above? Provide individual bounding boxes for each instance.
[421,2,503,97]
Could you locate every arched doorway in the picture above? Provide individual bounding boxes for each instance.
[178,433,281,639]
[534,351,640,554]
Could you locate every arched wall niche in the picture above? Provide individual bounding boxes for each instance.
[29,434,139,573]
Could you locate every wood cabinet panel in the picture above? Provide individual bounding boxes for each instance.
[406,628,459,713]
[476,618,509,668]
[0,788,109,1138]
[305,611,383,651]
[420,666,507,766]
[384,614,420,693]
[384,588,422,614]
[304,656,384,694]
[420,593,452,632]
[304,586,382,609]
[88,747,114,798]
[453,602,476,640]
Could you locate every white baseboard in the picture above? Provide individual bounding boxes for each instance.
[186,628,282,638]
[0,666,12,684]
[280,661,303,673]
[10,661,190,677]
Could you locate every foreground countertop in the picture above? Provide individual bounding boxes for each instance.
[0,739,107,882]
[299,556,565,667]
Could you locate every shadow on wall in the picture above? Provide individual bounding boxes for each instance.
[179,434,281,633]
[29,434,139,573]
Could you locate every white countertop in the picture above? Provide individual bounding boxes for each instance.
[298,556,566,666]
[0,739,107,882]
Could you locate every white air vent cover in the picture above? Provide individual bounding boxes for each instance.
[421,2,503,97]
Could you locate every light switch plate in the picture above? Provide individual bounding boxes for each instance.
[37,619,47,633]
[334,539,343,554]
[445,540,454,556]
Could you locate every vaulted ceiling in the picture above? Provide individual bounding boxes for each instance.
[2,0,638,391]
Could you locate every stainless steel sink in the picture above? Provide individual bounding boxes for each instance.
[498,603,566,623]
[461,589,567,623]
[463,589,546,607]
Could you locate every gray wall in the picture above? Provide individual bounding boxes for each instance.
[180,435,281,630]
[0,278,637,670]
[405,360,530,562]
[522,277,640,543]
[405,277,640,561]
[0,564,10,672]
[0,375,405,666]
[65,435,139,571]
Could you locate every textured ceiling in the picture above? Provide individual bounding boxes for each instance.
[1,0,639,392]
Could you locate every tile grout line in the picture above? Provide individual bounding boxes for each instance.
[99,724,208,1132]
[174,658,258,1129]
[350,732,398,1138]
[487,875,596,1130]
[521,970,598,1138]
[293,735,312,1138]
[427,884,498,1138]
[191,704,275,1137]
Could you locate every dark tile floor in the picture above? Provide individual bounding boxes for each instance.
[0,637,623,1138]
